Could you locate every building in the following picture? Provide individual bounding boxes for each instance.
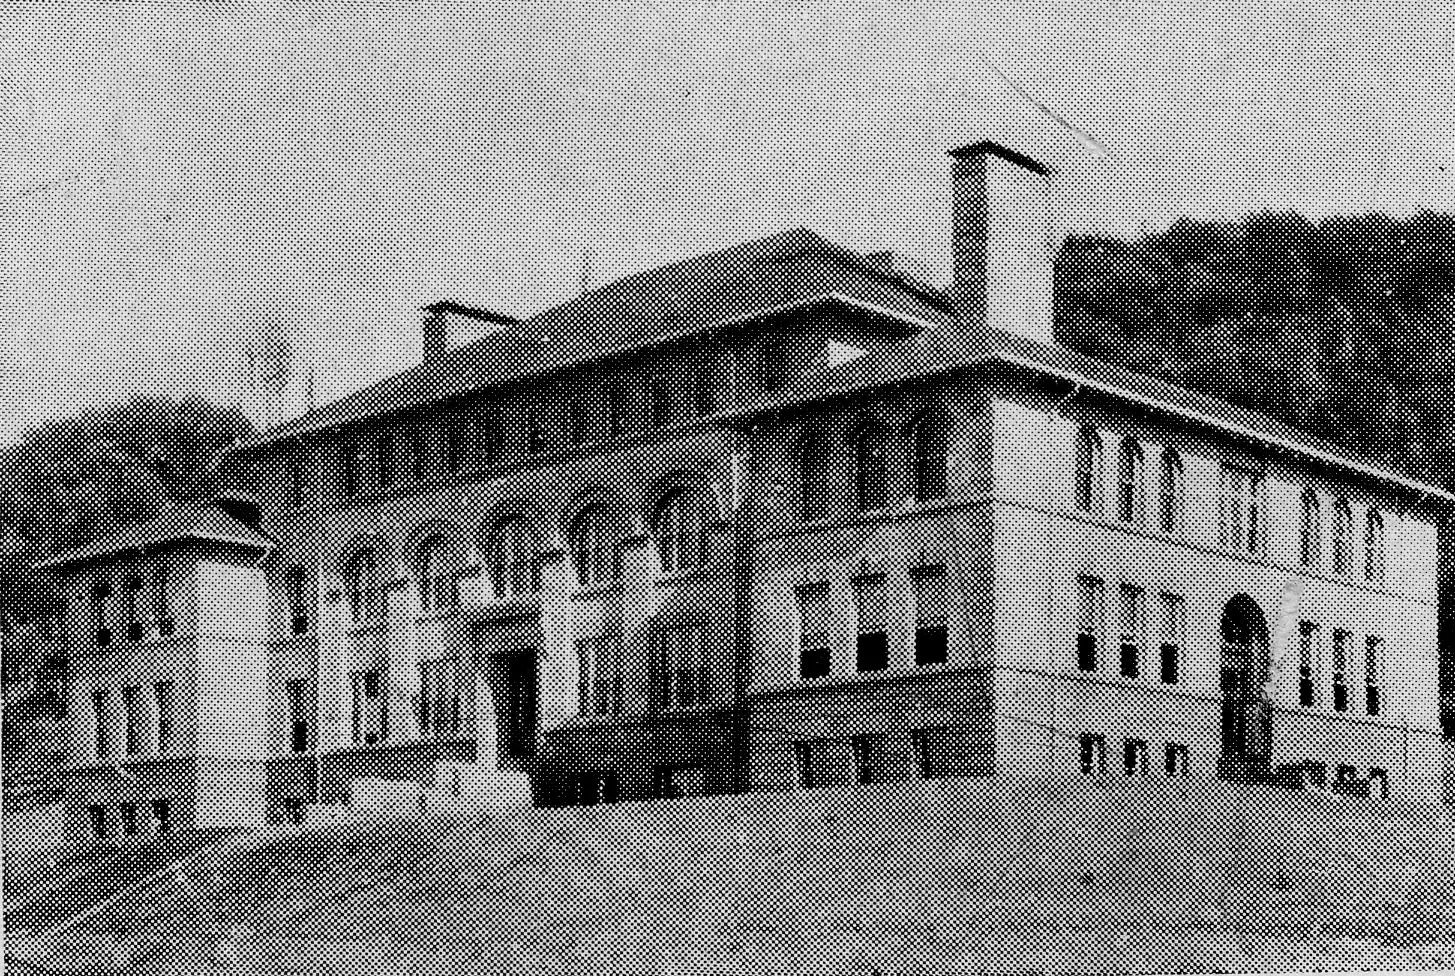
[39,141,1452,841]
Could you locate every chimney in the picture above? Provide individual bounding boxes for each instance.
[949,141,1055,345]
[420,301,518,366]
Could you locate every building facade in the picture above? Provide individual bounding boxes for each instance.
[41,141,1451,840]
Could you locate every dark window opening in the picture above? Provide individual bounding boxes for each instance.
[800,647,830,681]
[856,631,888,673]
[1079,734,1106,777]
[1077,633,1097,672]
[1160,643,1178,685]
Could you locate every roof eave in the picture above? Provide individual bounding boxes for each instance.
[34,533,275,572]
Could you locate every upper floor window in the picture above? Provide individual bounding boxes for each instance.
[606,386,624,440]
[657,622,707,711]
[853,574,889,673]
[155,680,175,754]
[1299,490,1321,569]
[761,338,788,393]
[342,440,364,498]
[1297,621,1319,708]
[693,356,716,418]
[527,404,546,456]
[408,426,427,481]
[152,562,173,636]
[1364,510,1386,584]
[1364,635,1383,716]
[415,536,458,614]
[1331,498,1353,576]
[287,565,309,634]
[478,405,502,467]
[346,547,384,624]
[795,583,832,680]
[798,432,828,522]
[1157,449,1184,534]
[568,397,589,447]
[911,410,948,505]
[487,517,539,599]
[1074,427,1104,514]
[93,688,111,758]
[376,431,394,489]
[852,422,888,513]
[285,678,308,753]
[444,415,466,474]
[576,633,622,717]
[570,505,618,587]
[911,564,949,666]
[1217,466,1263,556]
[1117,584,1144,679]
[123,576,143,642]
[91,579,112,647]
[1158,593,1184,684]
[654,488,712,574]
[287,450,306,508]
[650,374,671,430]
[1116,438,1145,525]
[1076,575,1105,671]
[1331,628,1350,712]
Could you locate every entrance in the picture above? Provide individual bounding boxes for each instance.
[1219,595,1271,774]
[502,651,537,759]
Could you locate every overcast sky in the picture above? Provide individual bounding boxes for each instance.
[3,0,1451,444]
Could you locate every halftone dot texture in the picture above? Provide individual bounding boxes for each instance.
[6,4,1455,974]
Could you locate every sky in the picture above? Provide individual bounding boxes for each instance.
[2,0,1451,444]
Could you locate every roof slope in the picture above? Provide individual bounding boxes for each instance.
[36,502,274,571]
[239,228,952,449]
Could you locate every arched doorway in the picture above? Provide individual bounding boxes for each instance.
[1219,595,1272,777]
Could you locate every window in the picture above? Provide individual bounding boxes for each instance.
[1116,439,1145,524]
[761,338,787,393]
[910,729,934,779]
[478,405,502,467]
[1368,768,1389,800]
[123,576,143,641]
[342,439,368,497]
[853,575,889,673]
[1164,743,1189,777]
[1299,490,1321,569]
[852,423,889,513]
[287,450,306,508]
[1332,629,1349,712]
[1123,738,1149,777]
[152,562,172,636]
[527,404,546,455]
[654,489,711,574]
[694,356,715,417]
[568,397,588,446]
[1079,734,1106,776]
[1218,467,1264,555]
[408,426,427,481]
[1074,427,1104,514]
[1118,585,1144,679]
[851,734,880,785]
[1158,593,1184,685]
[911,411,948,504]
[345,548,383,624]
[487,518,539,599]
[1076,576,1105,672]
[286,678,308,753]
[150,799,172,833]
[350,670,386,745]
[122,686,140,756]
[154,681,174,754]
[93,688,111,758]
[1298,622,1319,708]
[796,583,831,680]
[1157,449,1184,534]
[376,431,394,489]
[649,374,670,429]
[606,386,624,441]
[792,741,815,789]
[287,565,308,634]
[657,622,707,711]
[1331,499,1353,576]
[911,565,949,666]
[1364,510,1386,584]
[120,802,138,837]
[92,580,111,647]
[445,415,469,474]
[569,506,617,587]
[88,805,107,840]
[415,536,458,614]
[418,657,460,737]
[1365,635,1383,716]
[798,432,828,522]
[575,634,622,717]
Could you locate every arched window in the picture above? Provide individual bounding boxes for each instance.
[487,517,539,599]
[1116,438,1145,524]
[1299,490,1321,569]
[1074,427,1104,514]
[911,411,948,505]
[853,422,888,513]
[415,537,458,614]
[570,505,617,587]
[1157,450,1184,535]
[654,488,713,574]
[1331,499,1353,576]
[1364,509,1386,584]
[346,547,382,624]
[798,432,828,522]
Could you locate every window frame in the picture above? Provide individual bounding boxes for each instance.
[798,431,829,522]
[1074,427,1104,515]
[1158,592,1184,685]
[1331,499,1353,576]
[1157,449,1184,535]
[911,409,948,505]
[1118,584,1145,679]
[851,421,889,514]
[487,517,540,599]
[569,506,618,588]
[911,564,949,666]
[415,536,459,615]
[1076,576,1105,672]
[852,573,889,673]
[1116,438,1146,525]
[1364,509,1386,584]
[653,488,711,574]
[796,583,831,680]
[1299,489,1322,570]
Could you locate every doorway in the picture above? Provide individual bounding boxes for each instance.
[1219,595,1271,772]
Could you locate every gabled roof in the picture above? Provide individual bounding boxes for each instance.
[35,502,274,571]
[234,227,952,450]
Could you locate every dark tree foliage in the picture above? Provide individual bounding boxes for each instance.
[1055,208,1455,733]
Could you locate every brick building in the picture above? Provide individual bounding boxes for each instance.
[41,141,1451,840]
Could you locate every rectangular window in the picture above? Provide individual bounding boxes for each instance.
[286,678,308,753]
[92,581,111,647]
[1123,739,1149,777]
[445,415,465,474]
[88,805,107,840]
[408,426,426,481]
[911,729,934,779]
[288,451,306,508]
[1218,466,1263,555]
[1078,734,1106,776]
[93,688,111,758]
[911,565,949,666]
[1118,585,1144,679]
[154,681,174,754]
[419,657,460,737]
[350,670,386,745]
[150,799,172,833]
[1158,593,1184,685]
[792,741,814,789]
[123,578,142,641]
[1164,743,1189,777]
[575,635,621,717]
[658,623,707,711]
[796,584,831,680]
[288,566,309,635]
[851,734,879,785]
[1332,629,1349,712]
[1076,577,1105,672]
[342,440,363,497]
[1298,622,1319,708]
[479,405,502,467]
[119,802,138,837]
[122,685,140,756]
[853,575,889,673]
[1365,636,1382,717]
[376,431,394,489]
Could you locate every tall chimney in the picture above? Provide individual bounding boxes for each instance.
[949,141,1055,345]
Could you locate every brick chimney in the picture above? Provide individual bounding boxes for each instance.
[420,301,518,365]
[949,141,1055,345]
